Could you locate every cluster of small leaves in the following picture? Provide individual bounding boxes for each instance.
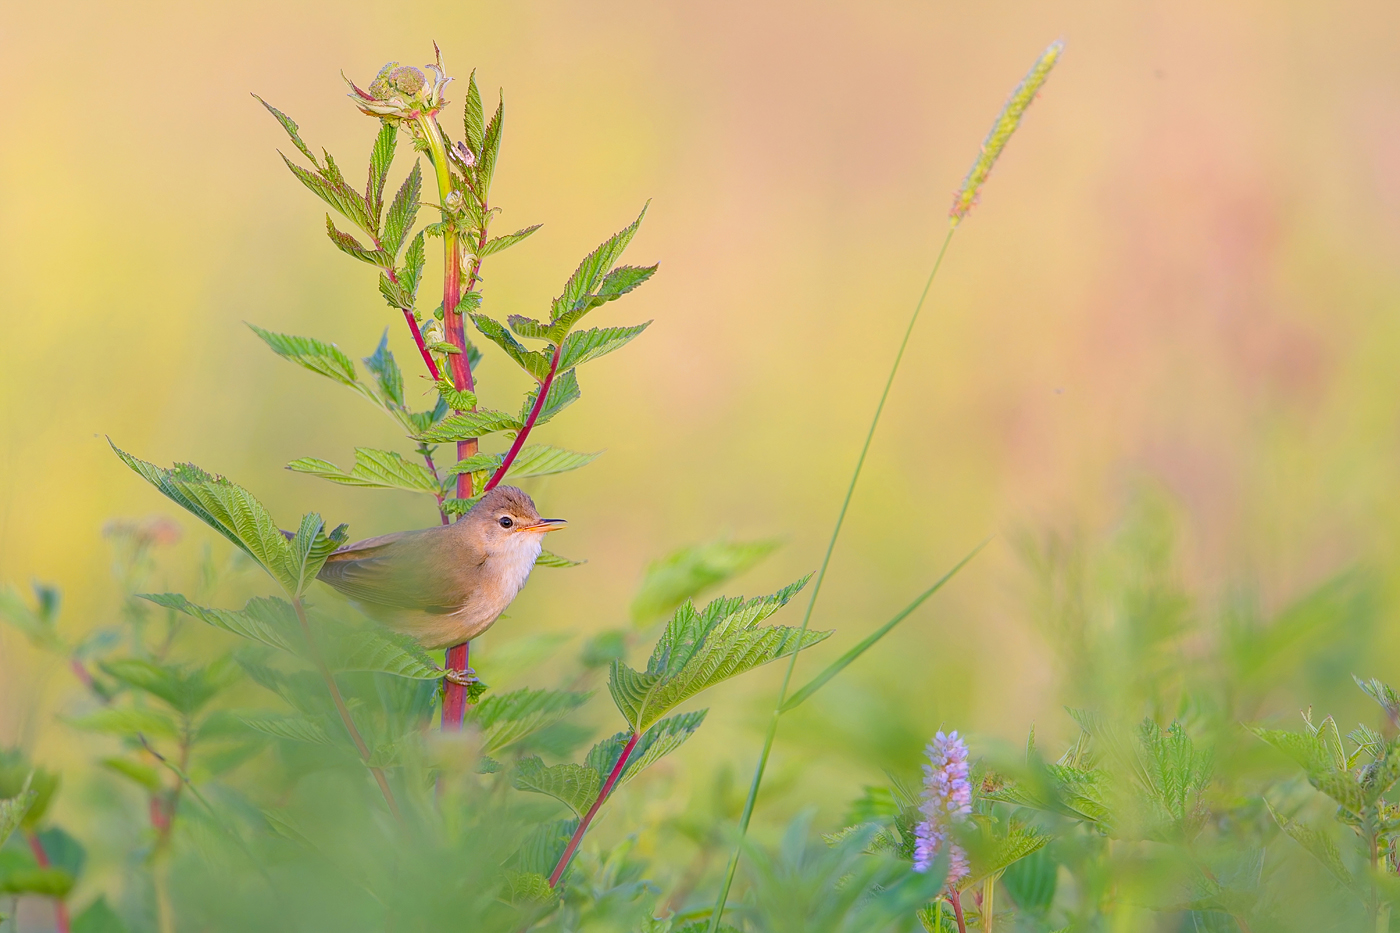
[258,97,428,313]
[1251,676,1400,916]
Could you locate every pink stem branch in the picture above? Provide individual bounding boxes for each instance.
[401,307,442,383]
[548,731,639,887]
[484,341,562,492]
[26,831,71,933]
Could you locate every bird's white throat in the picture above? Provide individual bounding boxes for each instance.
[489,531,544,603]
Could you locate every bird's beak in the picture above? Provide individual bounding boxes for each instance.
[528,518,568,533]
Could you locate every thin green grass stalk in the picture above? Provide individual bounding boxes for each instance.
[708,41,1064,930]
[707,227,956,931]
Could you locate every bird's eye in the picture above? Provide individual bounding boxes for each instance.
[498,516,514,529]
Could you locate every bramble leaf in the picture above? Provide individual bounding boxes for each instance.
[249,325,359,387]
[520,369,580,426]
[1265,799,1355,888]
[477,94,504,194]
[507,315,551,340]
[326,215,389,266]
[417,409,524,442]
[537,550,584,569]
[287,448,441,495]
[363,331,404,407]
[254,96,318,167]
[609,578,824,733]
[506,445,601,479]
[463,71,485,156]
[513,760,601,816]
[141,593,300,653]
[383,160,422,257]
[100,658,239,716]
[466,689,590,755]
[367,120,396,222]
[111,445,345,597]
[481,224,542,257]
[67,708,180,740]
[472,314,552,381]
[398,230,427,308]
[549,206,650,326]
[239,714,334,746]
[434,377,478,411]
[279,154,373,232]
[323,630,441,680]
[558,323,650,371]
[514,710,706,816]
[0,783,35,848]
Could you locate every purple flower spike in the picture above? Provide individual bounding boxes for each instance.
[914,729,971,885]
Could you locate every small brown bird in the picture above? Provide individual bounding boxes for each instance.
[316,486,566,650]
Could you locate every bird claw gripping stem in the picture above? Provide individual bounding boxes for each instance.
[442,667,479,687]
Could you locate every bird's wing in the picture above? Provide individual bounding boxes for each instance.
[317,528,469,612]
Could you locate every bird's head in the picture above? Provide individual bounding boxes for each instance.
[466,485,567,549]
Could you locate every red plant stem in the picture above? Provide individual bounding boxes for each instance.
[484,340,562,492]
[401,307,442,383]
[949,888,967,933]
[291,597,402,820]
[548,731,639,887]
[441,642,470,730]
[26,831,71,933]
[69,658,95,692]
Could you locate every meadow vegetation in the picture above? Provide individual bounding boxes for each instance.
[2,40,1396,933]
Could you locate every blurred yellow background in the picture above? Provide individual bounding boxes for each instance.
[5,0,1400,838]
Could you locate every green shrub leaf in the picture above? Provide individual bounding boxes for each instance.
[610,580,822,733]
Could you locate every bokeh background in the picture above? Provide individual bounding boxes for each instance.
[5,0,1400,877]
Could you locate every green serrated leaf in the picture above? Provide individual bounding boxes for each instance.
[67,708,180,740]
[536,550,585,569]
[140,593,300,653]
[514,758,600,816]
[325,215,390,266]
[472,314,552,381]
[383,160,422,257]
[287,448,440,495]
[558,323,650,371]
[248,324,359,386]
[367,120,397,224]
[610,578,823,733]
[481,224,542,258]
[466,688,590,755]
[0,784,35,848]
[100,657,238,716]
[617,709,707,784]
[1265,799,1356,887]
[363,331,405,407]
[549,205,651,326]
[100,757,162,792]
[254,95,319,167]
[325,630,441,680]
[239,714,334,746]
[463,71,485,156]
[416,410,524,442]
[111,445,344,597]
[507,315,551,340]
[280,153,373,232]
[434,377,478,411]
[506,445,601,479]
[476,94,504,194]
[520,369,580,426]
[398,230,427,308]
